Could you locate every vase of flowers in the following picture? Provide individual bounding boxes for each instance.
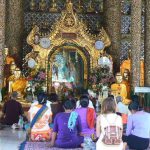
[26,68,46,98]
[88,65,115,95]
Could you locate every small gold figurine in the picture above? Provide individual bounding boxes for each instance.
[30,0,36,11]
[39,0,47,11]
[87,0,94,13]
[49,0,58,13]
[76,0,83,13]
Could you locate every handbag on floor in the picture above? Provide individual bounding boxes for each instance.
[26,105,48,141]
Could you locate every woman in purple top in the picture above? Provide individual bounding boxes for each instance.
[50,99,84,148]
[75,95,96,137]
[123,99,150,150]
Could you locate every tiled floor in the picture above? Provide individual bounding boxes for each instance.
[0,127,149,150]
[0,127,26,150]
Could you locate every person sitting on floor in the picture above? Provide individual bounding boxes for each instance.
[76,94,94,109]
[28,93,52,141]
[116,96,131,134]
[49,99,84,148]
[116,96,130,115]
[122,100,150,150]
[0,91,24,125]
[48,93,63,123]
[96,97,124,150]
[75,95,96,137]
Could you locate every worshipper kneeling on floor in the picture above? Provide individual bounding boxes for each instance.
[76,93,94,109]
[75,95,96,137]
[48,93,63,126]
[96,97,124,150]
[122,99,150,150]
[27,93,52,141]
[116,96,131,134]
[49,99,84,148]
[0,91,24,125]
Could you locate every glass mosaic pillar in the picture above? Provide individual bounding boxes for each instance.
[144,0,150,87]
[0,0,5,98]
[104,0,121,73]
[131,0,142,89]
[144,0,150,112]
[5,0,24,54]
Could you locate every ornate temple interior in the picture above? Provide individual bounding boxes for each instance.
[0,0,150,109]
[0,0,150,150]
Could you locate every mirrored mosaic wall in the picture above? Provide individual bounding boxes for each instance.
[22,0,145,63]
[23,0,104,59]
[121,0,145,62]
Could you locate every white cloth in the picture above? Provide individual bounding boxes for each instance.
[96,113,123,150]
[76,100,94,109]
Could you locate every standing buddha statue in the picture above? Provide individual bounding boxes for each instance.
[122,69,131,98]
[120,49,144,86]
[39,0,47,11]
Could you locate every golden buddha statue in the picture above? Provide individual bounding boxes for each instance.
[122,69,131,98]
[111,72,131,105]
[39,0,47,11]
[8,66,27,99]
[4,48,14,65]
[120,49,144,86]
[49,0,58,13]
[30,0,36,11]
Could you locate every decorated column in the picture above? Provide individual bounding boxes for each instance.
[131,0,142,89]
[0,0,6,101]
[144,0,150,112]
[104,0,121,73]
[5,0,24,54]
[144,0,150,87]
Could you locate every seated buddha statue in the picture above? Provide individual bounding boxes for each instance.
[39,0,47,11]
[49,0,58,12]
[111,72,131,105]
[8,67,27,99]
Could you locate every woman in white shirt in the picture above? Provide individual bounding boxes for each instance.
[96,97,124,150]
